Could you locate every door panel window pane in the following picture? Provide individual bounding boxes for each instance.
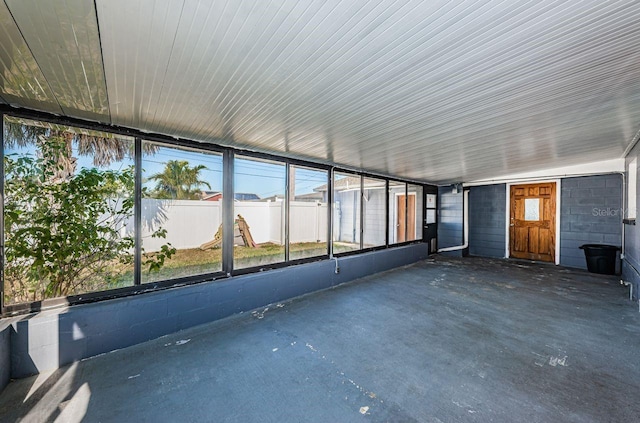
[141,142,223,283]
[524,198,540,221]
[333,172,361,252]
[362,177,386,248]
[426,193,437,224]
[289,166,329,260]
[234,156,286,269]
[388,181,407,244]
[426,194,436,208]
[426,209,437,224]
[3,117,135,305]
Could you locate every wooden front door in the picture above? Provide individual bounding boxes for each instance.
[509,182,556,262]
[397,195,416,242]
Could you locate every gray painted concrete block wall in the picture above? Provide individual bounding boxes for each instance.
[465,176,622,269]
[8,243,428,379]
[560,175,622,269]
[623,143,640,300]
[469,184,506,258]
[438,186,463,257]
[0,324,10,393]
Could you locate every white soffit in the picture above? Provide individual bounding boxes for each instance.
[465,158,626,186]
[1,0,640,184]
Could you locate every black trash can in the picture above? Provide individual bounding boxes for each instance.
[579,244,621,275]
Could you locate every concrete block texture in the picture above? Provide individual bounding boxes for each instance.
[466,175,622,270]
[0,325,10,394]
[8,243,428,379]
[560,175,622,270]
[469,184,506,259]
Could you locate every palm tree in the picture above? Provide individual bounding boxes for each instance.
[3,116,158,176]
[147,160,211,200]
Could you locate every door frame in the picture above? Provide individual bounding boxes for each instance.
[505,179,561,265]
[393,191,417,243]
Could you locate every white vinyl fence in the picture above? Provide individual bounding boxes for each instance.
[136,199,328,252]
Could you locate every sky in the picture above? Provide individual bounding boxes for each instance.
[4,122,332,199]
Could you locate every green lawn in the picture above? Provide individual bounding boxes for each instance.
[140,242,357,283]
[4,241,358,304]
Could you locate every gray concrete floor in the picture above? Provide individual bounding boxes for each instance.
[1,256,639,422]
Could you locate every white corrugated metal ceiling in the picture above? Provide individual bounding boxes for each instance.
[0,0,638,183]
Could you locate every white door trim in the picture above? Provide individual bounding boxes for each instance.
[505,180,561,265]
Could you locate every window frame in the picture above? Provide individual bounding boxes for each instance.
[0,107,431,316]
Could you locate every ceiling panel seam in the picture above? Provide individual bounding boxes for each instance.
[175,0,265,132]
[235,0,636,137]
[150,0,186,126]
[238,3,637,138]
[209,0,395,133]
[227,1,542,132]
[2,0,64,113]
[92,0,111,123]
[181,0,317,135]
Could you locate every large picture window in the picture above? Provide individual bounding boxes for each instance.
[362,177,387,248]
[388,181,407,244]
[141,142,224,283]
[234,156,286,269]
[1,113,429,312]
[289,165,329,260]
[333,172,361,253]
[3,117,135,304]
[408,184,424,241]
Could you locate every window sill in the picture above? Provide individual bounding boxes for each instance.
[623,218,636,225]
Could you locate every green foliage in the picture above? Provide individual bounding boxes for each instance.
[3,137,175,304]
[148,160,211,200]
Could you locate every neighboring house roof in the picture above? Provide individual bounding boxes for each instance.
[293,192,324,202]
[235,193,261,201]
[314,176,386,192]
[200,191,261,201]
[201,192,222,201]
[261,194,285,202]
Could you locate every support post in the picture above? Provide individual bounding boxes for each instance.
[385,180,389,247]
[328,168,334,257]
[222,150,234,275]
[134,138,142,285]
[360,175,364,250]
[285,163,290,261]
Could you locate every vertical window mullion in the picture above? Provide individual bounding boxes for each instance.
[134,137,142,286]
[222,150,234,275]
[285,163,290,261]
[385,179,389,247]
[404,183,409,242]
[360,175,364,250]
[420,185,427,242]
[329,168,334,257]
